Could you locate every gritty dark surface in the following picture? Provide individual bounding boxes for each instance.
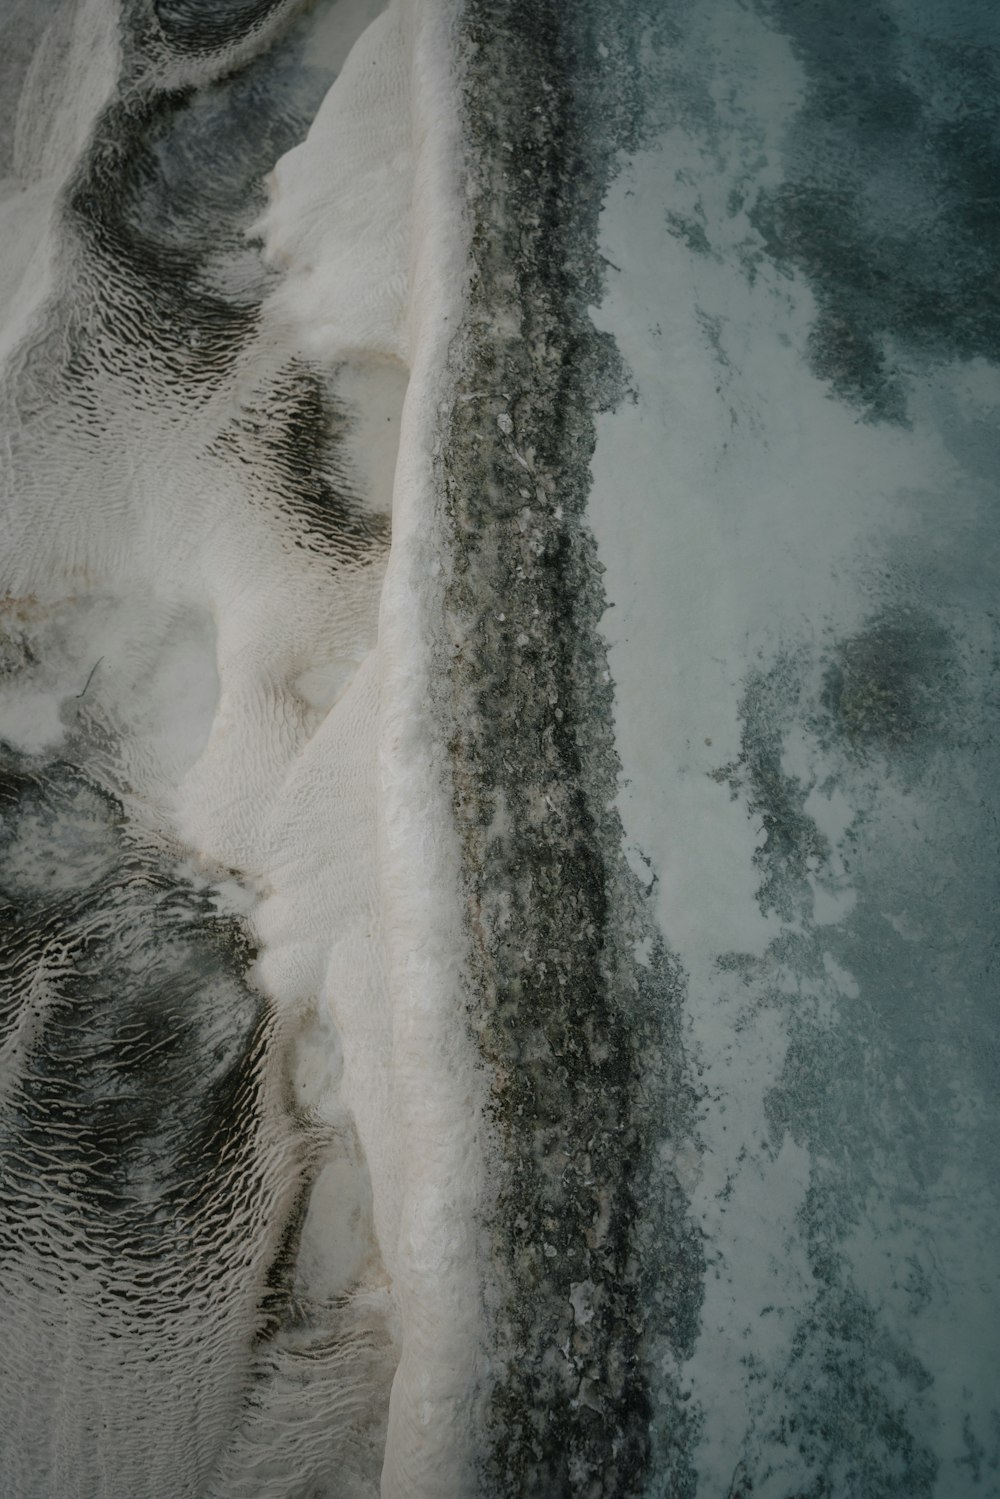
[439,3,703,1494]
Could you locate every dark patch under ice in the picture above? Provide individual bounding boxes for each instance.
[751,0,1000,422]
[707,612,999,1496]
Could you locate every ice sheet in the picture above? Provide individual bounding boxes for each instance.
[587,0,1000,1491]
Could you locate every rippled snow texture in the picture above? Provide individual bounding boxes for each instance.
[0,0,424,1493]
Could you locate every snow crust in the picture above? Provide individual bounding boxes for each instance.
[0,0,118,366]
[191,2,479,1490]
[0,0,478,1491]
[258,3,413,364]
[368,6,484,1490]
[587,0,1000,1490]
[247,4,481,1490]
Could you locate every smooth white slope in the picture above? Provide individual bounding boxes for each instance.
[251,3,483,1492]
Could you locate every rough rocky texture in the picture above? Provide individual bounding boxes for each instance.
[437,4,703,1494]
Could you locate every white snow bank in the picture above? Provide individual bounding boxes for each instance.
[370,6,484,1491]
[0,0,479,1490]
[258,2,414,364]
[234,3,483,1493]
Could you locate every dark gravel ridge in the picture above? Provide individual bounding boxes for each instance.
[434,4,704,1494]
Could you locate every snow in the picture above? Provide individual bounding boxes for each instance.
[2,0,995,1489]
[258,2,414,365]
[192,1,482,1489]
[0,0,479,1492]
